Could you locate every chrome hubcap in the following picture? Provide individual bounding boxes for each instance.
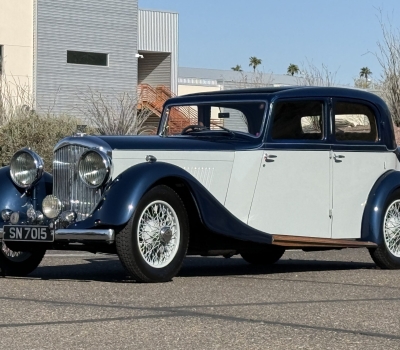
[1,241,31,262]
[137,200,180,268]
[384,200,400,257]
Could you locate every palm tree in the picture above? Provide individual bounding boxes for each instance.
[231,64,242,72]
[360,67,372,82]
[249,56,262,72]
[287,63,300,76]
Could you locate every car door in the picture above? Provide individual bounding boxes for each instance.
[248,99,332,238]
[331,99,398,239]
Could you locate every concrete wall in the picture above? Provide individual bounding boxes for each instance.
[178,84,221,96]
[35,0,138,115]
[0,0,33,91]
[138,9,178,93]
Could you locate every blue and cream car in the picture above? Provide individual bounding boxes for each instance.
[1,86,400,282]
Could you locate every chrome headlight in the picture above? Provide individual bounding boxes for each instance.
[42,195,62,219]
[78,149,112,188]
[10,149,44,188]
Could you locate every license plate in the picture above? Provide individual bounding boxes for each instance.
[3,225,53,242]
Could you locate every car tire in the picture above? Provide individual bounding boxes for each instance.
[0,242,46,276]
[116,185,189,283]
[241,246,285,265]
[369,189,400,269]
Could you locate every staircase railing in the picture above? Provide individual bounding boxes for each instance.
[138,84,223,134]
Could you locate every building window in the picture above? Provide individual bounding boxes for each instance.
[67,50,108,66]
[0,45,3,75]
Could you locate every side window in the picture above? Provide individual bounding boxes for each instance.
[271,100,324,140]
[334,101,378,142]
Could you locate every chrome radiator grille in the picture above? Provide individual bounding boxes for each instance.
[53,145,102,222]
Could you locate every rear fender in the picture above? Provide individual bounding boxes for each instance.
[361,170,400,244]
[71,162,272,244]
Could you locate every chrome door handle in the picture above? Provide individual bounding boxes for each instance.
[264,153,277,162]
[333,154,345,162]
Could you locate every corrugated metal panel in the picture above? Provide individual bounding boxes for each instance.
[138,9,178,93]
[138,52,171,88]
[223,108,249,133]
[35,0,138,116]
[32,0,37,102]
[221,82,251,132]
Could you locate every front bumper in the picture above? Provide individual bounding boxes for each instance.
[0,228,115,244]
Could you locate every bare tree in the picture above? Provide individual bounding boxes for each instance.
[79,88,154,135]
[297,60,338,87]
[375,12,400,126]
[295,60,338,131]
[0,73,87,170]
[0,73,35,125]
[232,70,274,89]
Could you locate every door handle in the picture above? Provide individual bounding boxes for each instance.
[333,154,345,162]
[264,153,277,162]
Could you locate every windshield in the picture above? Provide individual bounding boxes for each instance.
[160,101,267,137]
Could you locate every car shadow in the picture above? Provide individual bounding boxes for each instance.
[179,256,376,277]
[5,255,377,283]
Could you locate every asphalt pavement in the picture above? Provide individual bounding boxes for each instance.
[1,249,400,350]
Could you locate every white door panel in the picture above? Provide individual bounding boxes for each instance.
[225,151,263,223]
[331,152,397,239]
[112,150,234,205]
[248,150,331,237]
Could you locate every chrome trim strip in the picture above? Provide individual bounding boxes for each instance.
[55,229,115,244]
[54,136,112,156]
[0,228,114,244]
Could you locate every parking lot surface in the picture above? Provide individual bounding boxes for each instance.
[1,249,400,350]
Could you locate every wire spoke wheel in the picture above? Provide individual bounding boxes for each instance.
[1,241,31,262]
[384,199,400,258]
[0,241,45,276]
[116,185,189,282]
[137,200,180,268]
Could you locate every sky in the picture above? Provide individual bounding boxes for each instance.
[138,0,400,85]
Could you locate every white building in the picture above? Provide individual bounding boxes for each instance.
[177,67,300,130]
[0,0,178,117]
[178,67,299,96]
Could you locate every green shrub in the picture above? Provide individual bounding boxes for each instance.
[0,113,81,172]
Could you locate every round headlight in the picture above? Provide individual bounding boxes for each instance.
[42,195,62,219]
[78,149,112,188]
[10,149,44,188]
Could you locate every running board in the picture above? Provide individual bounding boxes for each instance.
[271,235,377,248]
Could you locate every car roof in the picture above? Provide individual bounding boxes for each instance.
[170,86,385,105]
[185,86,297,96]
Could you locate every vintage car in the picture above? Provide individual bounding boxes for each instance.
[1,86,400,282]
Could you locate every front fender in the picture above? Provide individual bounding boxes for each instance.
[71,162,272,244]
[361,170,400,244]
[0,166,52,227]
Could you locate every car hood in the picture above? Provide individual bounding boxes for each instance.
[55,135,261,152]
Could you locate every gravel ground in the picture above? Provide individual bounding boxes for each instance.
[0,249,400,350]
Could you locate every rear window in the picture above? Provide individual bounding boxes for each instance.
[334,101,378,142]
